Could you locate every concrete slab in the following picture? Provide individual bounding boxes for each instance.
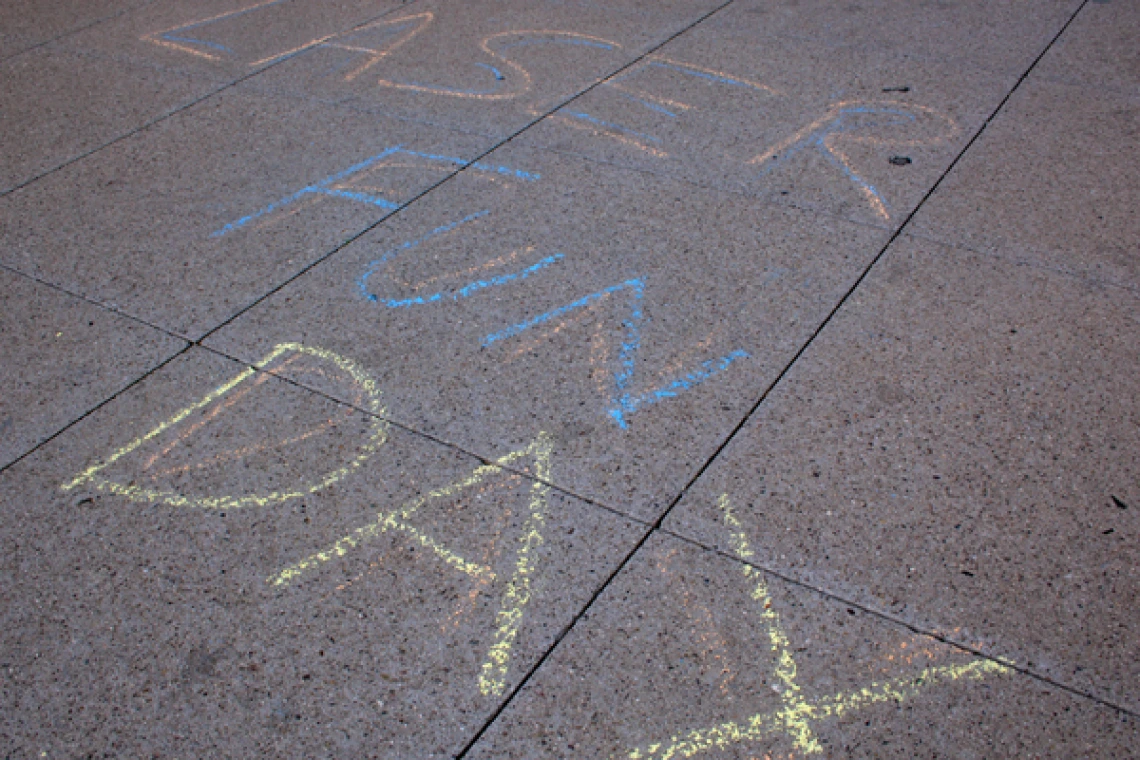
[0,268,185,469]
[0,86,496,338]
[1035,0,1140,94]
[1,0,1136,754]
[0,345,641,757]
[0,44,216,193]
[0,33,36,60]
[0,0,151,50]
[205,145,891,522]
[58,0,406,84]
[715,0,1082,76]
[666,236,1140,711]
[910,76,1140,291]
[520,32,1015,229]
[468,533,1138,759]
[240,0,726,139]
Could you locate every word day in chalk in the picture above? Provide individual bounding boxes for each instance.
[359,205,750,429]
[621,495,1012,759]
[61,342,557,698]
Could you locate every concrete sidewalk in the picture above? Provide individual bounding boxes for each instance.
[1,0,1136,756]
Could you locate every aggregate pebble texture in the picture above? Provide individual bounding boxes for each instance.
[1,0,1136,757]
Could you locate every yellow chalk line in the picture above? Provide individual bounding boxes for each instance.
[479,433,552,696]
[269,461,503,586]
[63,337,557,699]
[269,437,547,585]
[813,658,1009,720]
[269,503,494,588]
[387,514,496,582]
[719,495,820,754]
[627,658,1008,759]
[61,343,387,510]
[268,432,555,696]
[625,495,1012,759]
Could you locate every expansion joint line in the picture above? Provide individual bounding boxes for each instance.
[0,0,428,201]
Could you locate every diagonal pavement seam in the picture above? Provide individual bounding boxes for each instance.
[0,0,431,198]
[0,0,161,66]
[0,344,192,478]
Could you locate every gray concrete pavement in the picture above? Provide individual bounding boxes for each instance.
[1,0,1136,757]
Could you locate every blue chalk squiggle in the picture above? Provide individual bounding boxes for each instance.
[357,210,490,299]
[371,254,565,308]
[213,147,402,237]
[353,203,745,428]
[483,278,748,428]
[482,279,642,346]
[610,350,749,428]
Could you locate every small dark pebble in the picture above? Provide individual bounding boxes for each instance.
[1103,528,1115,535]
[890,156,912,166]
[1111,495,1129,510]
[882,86,910,93]
[961,570,975,577]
